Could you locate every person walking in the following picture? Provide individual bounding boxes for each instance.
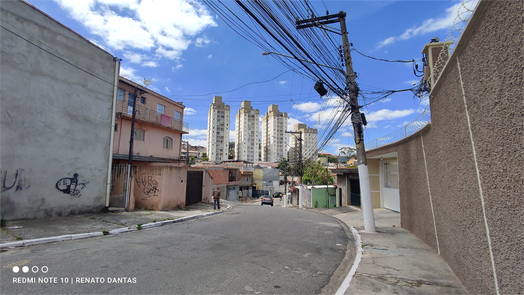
[213,186,221,210]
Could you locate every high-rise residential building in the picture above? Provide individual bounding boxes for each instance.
[289,123,318,163]
[235,101,260,162]
[207,96,230,162]
[261,105,287,163]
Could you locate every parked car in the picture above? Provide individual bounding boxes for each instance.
[273,192,283,200]
[261,195,274,206]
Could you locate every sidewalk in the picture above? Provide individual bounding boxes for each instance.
[312,206,468,294]
[0,202,229,248]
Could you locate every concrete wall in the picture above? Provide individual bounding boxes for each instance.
[366,1,523,294]
[132,165,186,210]
[1,1,117,219]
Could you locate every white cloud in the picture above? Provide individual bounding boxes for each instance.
[184,107,196,115]
[186,138,207,147]
[119,65,140,82]
[54,0,217,59]
[207,54,212,59]
[172,64,183,71]
[287,117,301,131]
[376,0,478,49]
[229,130,235,142]
[187,128,207,137]
[278,81,287,85]
[341,132,353,137]
[164,86,170,92]
[143,61,158,67]
[376,37,396,49]
[123,52,143,63]
[366,109,415,122]
[293,102,322,113]
[380,98,392,103]
[195,36,211,47]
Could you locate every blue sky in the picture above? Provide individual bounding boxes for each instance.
[27,0,477,155]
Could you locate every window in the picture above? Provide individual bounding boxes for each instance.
[174,110,181,121]
[157,104,165,114]
[114,124,118,132]
[140,96,146,104]
[134,129,145,141]
[163,136,173,149]
[117,88,125,101]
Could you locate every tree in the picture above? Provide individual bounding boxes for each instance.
[327,155,338,163]
[201,153,209,162]
[278,158,291,194]
[228,142,235,159]
[302,161,334,185]
[189,156,195,165]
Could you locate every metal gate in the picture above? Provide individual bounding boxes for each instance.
[110,164,128,207]
[350,178,361,207]
[186,171,203,206]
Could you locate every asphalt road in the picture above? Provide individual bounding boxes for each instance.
[1,204,350,294]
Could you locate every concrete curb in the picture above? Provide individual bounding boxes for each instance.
[335,226,363,295]
[0,204,232,249]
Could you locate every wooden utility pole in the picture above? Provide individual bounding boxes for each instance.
[296,12,376,232]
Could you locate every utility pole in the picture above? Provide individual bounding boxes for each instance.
[296,12,376,232]
[124,86,139,210]
[286,131,303,183]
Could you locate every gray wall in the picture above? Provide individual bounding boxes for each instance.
[367,1,523,294]
[1,1,117,219]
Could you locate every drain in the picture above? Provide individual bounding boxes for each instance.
[274,285,281,289]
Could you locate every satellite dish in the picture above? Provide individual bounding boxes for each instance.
[143,78,152,87]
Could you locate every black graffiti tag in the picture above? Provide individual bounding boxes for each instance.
[56,173,90,198]
[135,175,159,199]
[2,169,30,192]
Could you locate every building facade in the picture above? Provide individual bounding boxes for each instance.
[113,77,188,163]
[261,105,287,163]
[289,123,318,163]
[235,101,260,162]
[207,96,230,162]
[364,2,523,294]
[1,0,118,219]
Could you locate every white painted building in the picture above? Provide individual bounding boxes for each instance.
[261,105,287,163]
[289,123,318,163]
[235,101,260,162]
[207,96,230,162]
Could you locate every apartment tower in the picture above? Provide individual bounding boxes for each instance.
[261,105,287,162]
[235,101,260,162]
[289,123,318,163]
[207,96,230,162]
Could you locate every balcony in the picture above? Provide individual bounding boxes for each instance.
[116,100,188,134]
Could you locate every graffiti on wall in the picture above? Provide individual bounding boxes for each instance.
[56,173,90,198]
[135,175,159,200]
[1,169,30,192]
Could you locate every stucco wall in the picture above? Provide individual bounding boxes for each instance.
[0,1,116,219]
[366,1,523,294]
[115,117,182,159]
[132,165,186,210]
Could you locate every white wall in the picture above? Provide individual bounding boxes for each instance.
[1,1,117,219]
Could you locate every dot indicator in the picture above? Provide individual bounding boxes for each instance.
[12,266,19,273]
[22,266,29,273]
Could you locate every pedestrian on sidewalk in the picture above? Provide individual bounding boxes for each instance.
[213,186,221,210]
